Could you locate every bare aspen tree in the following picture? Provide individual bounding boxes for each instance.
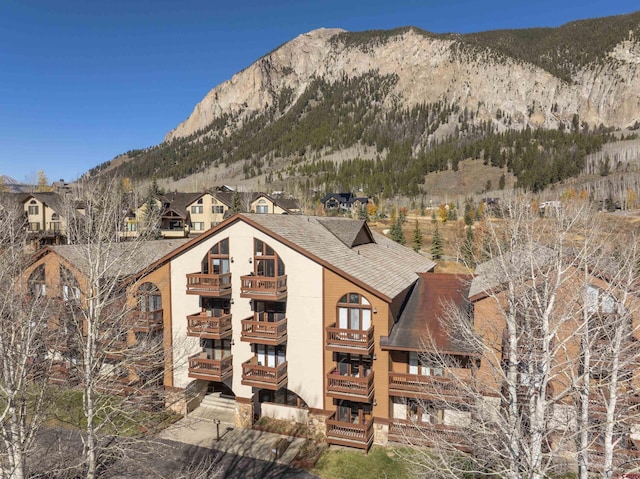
[577,235,640,478]
[59,177,168,479]
[399,199,639,479]
[0,197,52,479]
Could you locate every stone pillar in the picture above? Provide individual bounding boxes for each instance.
[307,409,329,439]
[235,397,254,428]
[373,421,389,446]
[165,387,187,416]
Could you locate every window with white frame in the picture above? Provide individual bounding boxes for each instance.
[337,293,372,331]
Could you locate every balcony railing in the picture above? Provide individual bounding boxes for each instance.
[388,372,473,403]
[186,311,233,339]
[327,368,375,402]
[326,412,374,450]
[587,444,640,472]
[101,337,128,360]
[186,272,232,296]
[49,362,80,386]
[188,354,233,382]
[241,357,287,390]
[388,419,472,451]
[132,309,163,332]
[239,275,287,300]
[326,324,375,354]
[96,375,132,397]
[240,313,287,345]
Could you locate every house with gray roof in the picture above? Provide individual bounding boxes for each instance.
[133,213,435,450]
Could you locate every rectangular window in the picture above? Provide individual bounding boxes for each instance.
[256,205,268,214]
[191,205,203,214]
[28,205,39,215]
[191,222,205,231]
[409,351,443,376]
[212,205,225,214]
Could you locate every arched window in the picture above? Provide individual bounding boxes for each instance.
[202,238,230,275]
[337,293,372,331]
[256,199,268,214]
[253,239,284,277]
[138,282,161,313]
[28,199,39,216]
[60,265,80,302]
[29,264,46,297]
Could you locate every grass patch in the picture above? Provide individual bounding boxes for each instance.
[45,387,180,436]
[313,446,413,479]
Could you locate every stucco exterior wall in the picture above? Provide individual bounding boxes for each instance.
[169,220,325,408]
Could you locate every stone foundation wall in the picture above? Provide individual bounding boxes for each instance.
[235,400,254,428]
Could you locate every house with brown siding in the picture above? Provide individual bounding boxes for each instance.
[21,239,189,399]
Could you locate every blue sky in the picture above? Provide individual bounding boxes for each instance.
[1,0,638,184]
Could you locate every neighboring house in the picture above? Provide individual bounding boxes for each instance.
[21,239,189,398]
[21,192,77,247]
[127,191,300,239]
[321,193,369,216]
[250,193,301,215]
[467,249,640,473]
[134,213,436,449]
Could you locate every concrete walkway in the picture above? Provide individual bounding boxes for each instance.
[158,407,306,465]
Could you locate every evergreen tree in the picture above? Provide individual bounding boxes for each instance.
[431,223,444,260]
[230,190,244,214]
[464,201,475,226]
[150,176,164,196]
[358,204,369,220]
[499,173,506,190]
[411,220,422,252]
[390,217,406,245]
[462,226,475,267]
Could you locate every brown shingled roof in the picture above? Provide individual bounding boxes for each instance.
[383,273,476,354]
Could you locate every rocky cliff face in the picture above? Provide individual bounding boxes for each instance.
[165,26,640,142]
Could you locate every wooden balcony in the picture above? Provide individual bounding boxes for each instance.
[188,354,233,382]
[327,368,375,402]
[326,324,374,355]
[326,412,374,450]
[239,275,287,300]
[160,229,187,239]
[388,419,472,452]
[587,444,640,472]
[240,313,287,345]
[96,375,132,397]
[132,309,163,332]
[241,357,287,390]
[102,338,129,360]
[187,311,233,339]
[49,361,80,386]
[186,272,232,297]
[388,372,473,404]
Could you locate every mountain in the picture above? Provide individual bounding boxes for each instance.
[94,12,640,198]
